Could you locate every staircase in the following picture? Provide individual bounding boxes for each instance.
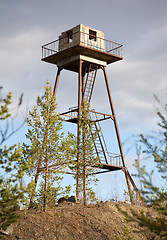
[64,62,122,167]
[90,111,122,167]
[82,64,98,103]
[90,111,109,164]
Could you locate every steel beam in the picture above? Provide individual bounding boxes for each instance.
[53,67,61,97]
[76,60,82,201]
[102,66,134,204]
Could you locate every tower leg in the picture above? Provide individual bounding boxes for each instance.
[76,60,82,201]
[82,69,87,206]
[53,67,61,97]
[102,67,134,204]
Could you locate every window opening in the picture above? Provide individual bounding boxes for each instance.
[67,30,73,43]
[89,30,97,41]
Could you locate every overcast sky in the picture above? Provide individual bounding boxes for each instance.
[1,0,166,131]
[0,0,167,196]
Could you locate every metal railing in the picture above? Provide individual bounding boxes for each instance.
[108,152,122,166]
[61,106,122,167]
[42,31,122,59]
[90,110,122,166]
[69,106,78,118]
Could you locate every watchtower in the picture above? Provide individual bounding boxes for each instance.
[41,24,138,204]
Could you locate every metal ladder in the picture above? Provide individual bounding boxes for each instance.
[82,64,121,166]
[82,64,98,103]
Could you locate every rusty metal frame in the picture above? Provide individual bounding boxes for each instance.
[76,59,82,200]
[53,67,62,96]
[44,35,139,204]
[102,66,134,204]
[60,108,114,121]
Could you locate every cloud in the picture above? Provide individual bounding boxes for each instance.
[0,0,166,135]
[1,0,167,199]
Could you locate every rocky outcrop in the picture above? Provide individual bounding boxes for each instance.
[57,195,77,204]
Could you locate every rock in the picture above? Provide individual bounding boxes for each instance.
[0,224,13,235]
[57,197,67,204]
[67,196,77,203]
[110,198,115,202]
[57,196,77,205]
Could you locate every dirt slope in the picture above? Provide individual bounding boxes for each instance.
[4,201,160,240]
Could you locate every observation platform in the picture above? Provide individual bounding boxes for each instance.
[41,24,123,73]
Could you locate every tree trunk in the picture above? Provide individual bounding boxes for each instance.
[29,143,45,207]
[43,160,48,212]
[43,113,50,212]
[29,171,39,206]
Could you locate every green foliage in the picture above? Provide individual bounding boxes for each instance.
[133,96,167,238]
[22,81,76,210]
[116,220,134,240]
[35,181,72,208]
[137,209,167,238]
[0,89,25,146]
[74,102,100,205]
[0,180,20,232]
[0,89,25,235]
[0,91,12,121]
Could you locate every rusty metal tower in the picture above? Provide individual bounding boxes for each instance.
[41,24,138,204]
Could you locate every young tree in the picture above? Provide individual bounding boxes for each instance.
[35,181,71,207]
[133,97,167,238]
[22,81,76,211]
[0,180,22,236]
[116,219,134,240]
[0,89,24,146]
[0,89,25,235]
[74,102,100,206]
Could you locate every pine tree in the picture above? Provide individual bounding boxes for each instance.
[74,102,100,206]
[0,89,25,236]
[35,181,71,208]
[22,81,76,210]
[116,220,134,240]
[133,96,167,238]
[0,180,22,235]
